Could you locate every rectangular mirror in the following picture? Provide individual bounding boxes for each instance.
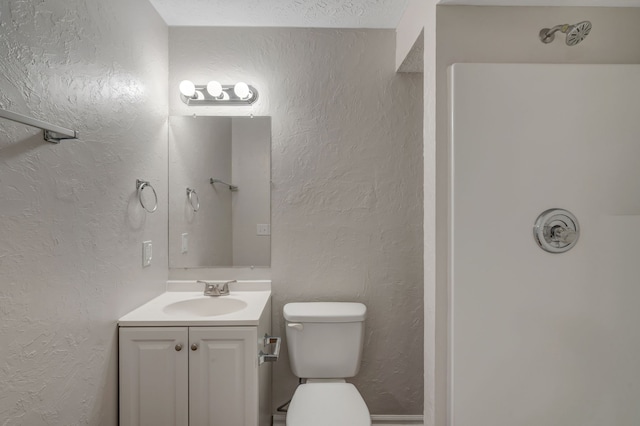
[169,116,271,268]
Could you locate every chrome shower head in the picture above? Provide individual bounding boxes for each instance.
[565,21,592,46]
[539,21,592,46]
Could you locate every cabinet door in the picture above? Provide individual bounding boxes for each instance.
[189,327,258,426]
[119,327,189,426]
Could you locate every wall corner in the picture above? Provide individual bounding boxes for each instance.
[396,0,427,72]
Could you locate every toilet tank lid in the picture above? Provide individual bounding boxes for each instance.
[284,302,366,323]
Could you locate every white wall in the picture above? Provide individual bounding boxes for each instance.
[0,0,168,424]
[232,117,271,267]
[169,28,424,414]
[396,0,428,71]
[436,6,640,425]
[169,116,233,267]
[450,63,640,426]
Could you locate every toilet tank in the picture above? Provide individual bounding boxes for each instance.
[284,302,366,379]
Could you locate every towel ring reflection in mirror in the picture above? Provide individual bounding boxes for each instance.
[186,188,200,212]
[136,179,158,213]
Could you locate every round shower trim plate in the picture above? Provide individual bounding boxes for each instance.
[533,208,580,254]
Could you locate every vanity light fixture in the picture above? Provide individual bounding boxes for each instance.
[179,79,258,105]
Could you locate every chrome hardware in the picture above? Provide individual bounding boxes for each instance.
[533,208,580,253]
[136,179,158,213]
[186,188,200,212]
[191,343,199,351]
[539,21,592,46]
[175,344,183,352]
[180,83,259,106]
[198,280,235,296]
[259,335,281,365]
[0,108,78,144]
[551,226,577,244]
[210,178,238,192]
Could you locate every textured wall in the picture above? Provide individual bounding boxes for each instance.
[435,6,640,426]
[169,116,233,267]
[169,28,424,414]
[0,1,168,424]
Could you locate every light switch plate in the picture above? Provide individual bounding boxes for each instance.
[257,224,271,236]
[142,241,152,267]
[181,233,188,254]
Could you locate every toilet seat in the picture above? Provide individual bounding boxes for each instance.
[286,382,371,426]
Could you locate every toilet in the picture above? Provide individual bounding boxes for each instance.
[283,302,371,426]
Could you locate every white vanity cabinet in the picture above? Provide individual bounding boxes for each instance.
[120,326,270,426]
[119,327,189,426]
[118,288,273,426]
[189,327,258,426]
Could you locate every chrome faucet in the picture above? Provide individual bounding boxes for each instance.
[198,280,236,297]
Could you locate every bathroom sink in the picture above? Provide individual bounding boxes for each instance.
[118,281,271,326]
[162,297,248,317]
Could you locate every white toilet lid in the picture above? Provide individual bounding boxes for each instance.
[286,382,371,426]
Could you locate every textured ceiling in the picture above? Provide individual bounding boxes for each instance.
[148,0,410,28]
[150,0,640,28]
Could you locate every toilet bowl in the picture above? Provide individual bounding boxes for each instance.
[286,380,370,426]
[283,302,371,426]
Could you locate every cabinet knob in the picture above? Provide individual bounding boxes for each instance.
[191,343,199,351]
[175,344,183,352]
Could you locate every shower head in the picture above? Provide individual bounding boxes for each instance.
[539,21,592,46]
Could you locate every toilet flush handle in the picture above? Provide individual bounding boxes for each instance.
[287,323,303,331]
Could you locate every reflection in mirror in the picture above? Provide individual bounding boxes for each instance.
[169,116,271,268]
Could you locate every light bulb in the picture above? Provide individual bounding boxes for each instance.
[179,80,196,98]
[234,82,250,99]
[206,81,223,98]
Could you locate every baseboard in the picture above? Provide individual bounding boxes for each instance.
[272,413,424,425]
[370,415,424,425]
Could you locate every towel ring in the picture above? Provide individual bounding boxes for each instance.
[136,179,158,213]
[186,188,200,212]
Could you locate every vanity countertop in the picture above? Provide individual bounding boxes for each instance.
[118,280,271,327]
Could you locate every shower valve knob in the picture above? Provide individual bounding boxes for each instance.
[551,226,577,244]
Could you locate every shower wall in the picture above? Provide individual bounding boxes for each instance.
[449,63,640,425]
[435,7,640,424]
